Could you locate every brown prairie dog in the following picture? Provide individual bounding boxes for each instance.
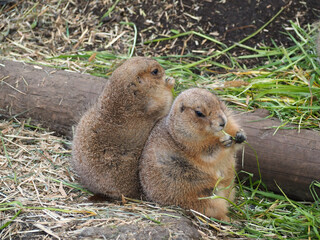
[71,57,175,199]
[139,88,246,220]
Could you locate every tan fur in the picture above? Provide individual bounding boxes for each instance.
[71,57,175,199]
[139,88,246,221]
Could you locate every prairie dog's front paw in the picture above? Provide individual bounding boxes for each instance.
[235,130,246,144]
[220,134,233,147]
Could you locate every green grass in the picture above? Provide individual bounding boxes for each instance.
[48,20,320,131]
[228,172,320,239]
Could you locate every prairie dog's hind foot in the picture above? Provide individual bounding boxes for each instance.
[200,198,230,222]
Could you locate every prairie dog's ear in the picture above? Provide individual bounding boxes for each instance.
[180,103,185,113]
[219,99,227,110]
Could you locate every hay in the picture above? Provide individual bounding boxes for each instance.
[0,119,241,239]
[0,0,134,68]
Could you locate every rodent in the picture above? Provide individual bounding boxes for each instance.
[71,57,175,199]
[139,88,246,221]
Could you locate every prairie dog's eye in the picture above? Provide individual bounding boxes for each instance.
[195,110,205,118]
[151,68,159,75]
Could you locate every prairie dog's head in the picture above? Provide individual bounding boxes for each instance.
[167,88,227,145]
[103,57,175,117]
[112,56,174,90]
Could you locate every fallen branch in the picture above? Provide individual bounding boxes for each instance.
[0,59,319,201]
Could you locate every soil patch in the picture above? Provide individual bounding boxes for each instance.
[95,0,320,58]
[1,0,320,67]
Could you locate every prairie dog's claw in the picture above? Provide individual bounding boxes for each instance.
[235,130,246,144]
[220,135,233,147]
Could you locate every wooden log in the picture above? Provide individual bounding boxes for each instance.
[239,109,320,201]
[0,60,105,137]
[1,60,319,201]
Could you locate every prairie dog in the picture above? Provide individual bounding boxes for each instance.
[139,88,246,220]
[71,57,175,199]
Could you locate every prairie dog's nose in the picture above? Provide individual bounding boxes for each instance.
[165,77,175,88]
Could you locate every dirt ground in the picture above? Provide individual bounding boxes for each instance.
[1,0,320,64]
[77,0,320,53]
[111,0,320,55]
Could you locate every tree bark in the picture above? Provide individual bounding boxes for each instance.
[237,109,320,201]
[1,59,319,201]
[0,60,105,137]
